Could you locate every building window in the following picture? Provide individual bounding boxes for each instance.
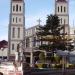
[16,17,17,23]
[64,7,66,12]
[26,38,30,48]
[33,37,36,47]
[19,18,21,22]
[16,4,18,11]
[18,28,20,38]
[61,6,62,12]
[13,6,15,11]
[12,44,14,50]
[20,6,21,11]
[17,44,20,51]
[13,18,14,22]
[58,6,59,12]
[12,28,15,38]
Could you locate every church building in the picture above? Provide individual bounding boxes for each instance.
[8,0,70,66]
[55,0,69,34]
[8,0,25,60]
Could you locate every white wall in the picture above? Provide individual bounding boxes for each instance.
[0,48,8,57]
[11,26,24,40]
[12,2,24,14]
[56,2,68,15]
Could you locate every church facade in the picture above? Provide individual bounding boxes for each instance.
[8,0,71,65]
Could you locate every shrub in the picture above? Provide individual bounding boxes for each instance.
[68,64,75,69]
[54,64,62,68]
[34,64,38,68]
[42,64,47,68]
[36,63,43,68]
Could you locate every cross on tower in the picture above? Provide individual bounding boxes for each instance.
[37,19,41,25]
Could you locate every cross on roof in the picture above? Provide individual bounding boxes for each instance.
[37,19,41,25]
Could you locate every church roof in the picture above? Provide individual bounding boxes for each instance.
[57,0,67,2]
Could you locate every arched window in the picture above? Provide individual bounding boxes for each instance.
[17,44,20,51]
[20,6,21,11]
[13,6,15,11]
[12,28,15,38]
[16,4,18,11]
[13,18,14,22]
[16,17,17,23]
[64,7,66,12]
[12,44,14,50]
[61,6,62,12]
[33,37,36,47]
[26,38,30,48]
[18,28,20,38]
[58,6,59,12]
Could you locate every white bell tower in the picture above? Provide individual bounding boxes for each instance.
[55,0,69,34]
[8,0,25,60]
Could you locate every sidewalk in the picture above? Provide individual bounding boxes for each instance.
[0,62,23,75]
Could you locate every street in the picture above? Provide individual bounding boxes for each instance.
[0,62,23,75]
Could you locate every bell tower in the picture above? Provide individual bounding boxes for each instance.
[8,0,25,60]
[55,0,69,34]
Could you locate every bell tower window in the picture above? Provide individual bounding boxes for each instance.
[12,28,15,38]
[16,17,17,23]
[13,18,14,22]
[16,4,18,12]
[20,6,21,11]
[18,28,20,38]
[13,6,15,11]
[58,6,59,12]
[12,44,14,50]
[61,6,62,12]
[64,7,66,12]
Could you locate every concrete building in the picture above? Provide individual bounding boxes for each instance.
[70,27,75,46]
[8,0,25,60]
[0,48,8,61]
[8,0,72,66]
[25,25,41,64]
[55,0,70,34]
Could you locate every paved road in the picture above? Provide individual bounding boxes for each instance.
[30,68,75,75]
[0,62,23,75]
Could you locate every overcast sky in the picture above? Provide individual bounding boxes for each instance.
[0,0,75,41]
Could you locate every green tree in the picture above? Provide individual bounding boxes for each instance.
[36,14,74,65]
[37,14,66,52]
[39,52,45,63]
